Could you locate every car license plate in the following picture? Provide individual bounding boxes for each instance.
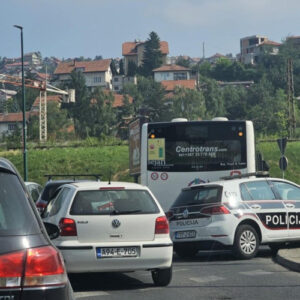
[175,230,196,239]
[96,247,139,258]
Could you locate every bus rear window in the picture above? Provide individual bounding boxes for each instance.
[147,122,247,172]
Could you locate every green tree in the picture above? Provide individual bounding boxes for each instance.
[127,61,138,76]
[170,87,206,121]
[110,59,118,76]
[140,31,163,77]
[119,59,124,75]
[176,56,190,68]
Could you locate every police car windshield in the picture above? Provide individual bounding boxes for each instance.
[173,185,223,207]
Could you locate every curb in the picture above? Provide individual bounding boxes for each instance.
[274,249,300,272]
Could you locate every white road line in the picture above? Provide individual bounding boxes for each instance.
[138,287,163,292]
[239,269,273,276]
[75,291,110,298]
[190,276,224,283]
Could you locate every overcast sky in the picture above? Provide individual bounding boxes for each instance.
[1,0,300,60]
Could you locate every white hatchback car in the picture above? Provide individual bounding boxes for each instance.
[42,181,173,286]
[168,174,300,259]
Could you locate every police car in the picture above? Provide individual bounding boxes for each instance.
[167,173,300,259]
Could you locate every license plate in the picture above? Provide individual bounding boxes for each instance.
[96,247,139,258]
[175,230,196,239]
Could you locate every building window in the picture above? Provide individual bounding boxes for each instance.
[114,77,119,82]
[115,86,119,90]
[94,76,101,83]
[8,123,16,131]
[174,72,187,80]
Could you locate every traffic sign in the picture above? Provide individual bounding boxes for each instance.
[277,138,287,155]
[279,156,288,171]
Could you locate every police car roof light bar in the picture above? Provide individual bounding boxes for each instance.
[220,171,269,181]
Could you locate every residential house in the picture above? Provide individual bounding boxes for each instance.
[240,35,281,64]
[112,75,137,92]
[153,64,191,82]
[0,111,35,138]
[54,59,112,90]
[122,40,169,75]
[161,79,197,98]
[286,36,300,47]
[31,95,62,112]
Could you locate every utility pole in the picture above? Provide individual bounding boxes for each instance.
[287,58,296,137]
[14,25,27,181]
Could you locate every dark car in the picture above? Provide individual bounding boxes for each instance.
[0,158,74,299]
[36,175,101,213]
[36,180,77,213]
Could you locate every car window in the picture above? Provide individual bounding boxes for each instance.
[240,180,276,201]
[0,172,40,235]
[31,188,40,202]
[172,185,223,207]
[48,187,71,217]
[271,181,300,200]
[70,189,159,215]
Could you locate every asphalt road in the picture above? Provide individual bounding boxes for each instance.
[70,247,300,300]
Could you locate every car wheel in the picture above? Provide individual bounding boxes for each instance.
[174,244,198,258]
[151,266,172,286]
[233,225,259,259]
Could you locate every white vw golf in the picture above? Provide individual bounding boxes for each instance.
[42,181,173,286]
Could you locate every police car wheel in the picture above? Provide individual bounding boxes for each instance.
[233,225,259,259]
[174,244,198,258]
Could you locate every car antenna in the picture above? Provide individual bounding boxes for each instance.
[108,170,111,185]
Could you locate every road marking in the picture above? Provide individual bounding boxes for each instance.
[239,269,273,276]
[190,275,224,283]
[138,287,163,292]
[75,291,109,298]
[174,268,189,273]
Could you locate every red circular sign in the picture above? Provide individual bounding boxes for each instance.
[151,172,159,180]
[161,173,168,181]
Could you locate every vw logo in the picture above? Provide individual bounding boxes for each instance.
[182,209,189,219]
[112,219,121,228]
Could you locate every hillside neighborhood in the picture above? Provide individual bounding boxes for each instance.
[0,32,300,143]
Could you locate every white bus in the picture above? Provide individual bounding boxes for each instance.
[140,118,256,211]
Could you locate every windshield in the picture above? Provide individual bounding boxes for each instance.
[172,185,223,207]
[147,121,247,172]
[0,172,40,236]
[70,189,160,215]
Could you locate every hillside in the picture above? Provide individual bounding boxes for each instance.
[0,140,299,186]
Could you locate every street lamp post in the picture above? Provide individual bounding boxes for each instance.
[14,25,28,181]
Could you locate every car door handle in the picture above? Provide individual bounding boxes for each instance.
[285,203,295,209]
[250,204,261,209]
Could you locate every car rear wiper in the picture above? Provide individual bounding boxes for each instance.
[110,209,142,215]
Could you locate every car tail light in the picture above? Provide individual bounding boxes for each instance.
[201,205,230,215]
[0,246,67,289]
[36,201,46,212]
[59,218,77,236]
[155,216,169,234]
[165,211,174,220]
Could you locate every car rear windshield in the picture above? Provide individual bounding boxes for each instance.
[0,172,40,236]
[41,181,71,202]
[172,185,223,207]
[70,189,160,215]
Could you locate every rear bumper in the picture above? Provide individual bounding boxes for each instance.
[57,241,173,273]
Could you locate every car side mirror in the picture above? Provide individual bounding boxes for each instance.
[43,222,60,239]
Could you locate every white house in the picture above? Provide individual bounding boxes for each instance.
[153,65,191,82]
[54,59,112,90]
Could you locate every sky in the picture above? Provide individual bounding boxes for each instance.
[1,0,300,61]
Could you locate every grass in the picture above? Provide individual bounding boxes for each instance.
[1,140,299,186]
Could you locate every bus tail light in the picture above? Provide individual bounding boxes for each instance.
[0,246,67,289]
[201,205,230,215]
[59,218,77,236]
[155,216,169,234]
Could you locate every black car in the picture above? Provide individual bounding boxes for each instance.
[36,174,101,213]
[0,158,74,299]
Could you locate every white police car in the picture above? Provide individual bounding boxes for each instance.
[167,173,300,259]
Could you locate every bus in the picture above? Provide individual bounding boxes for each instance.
[140,118,256,211]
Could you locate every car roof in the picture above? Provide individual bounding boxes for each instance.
[0,157,18,174]
[184,177,300,190]
[64,181,148,190]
